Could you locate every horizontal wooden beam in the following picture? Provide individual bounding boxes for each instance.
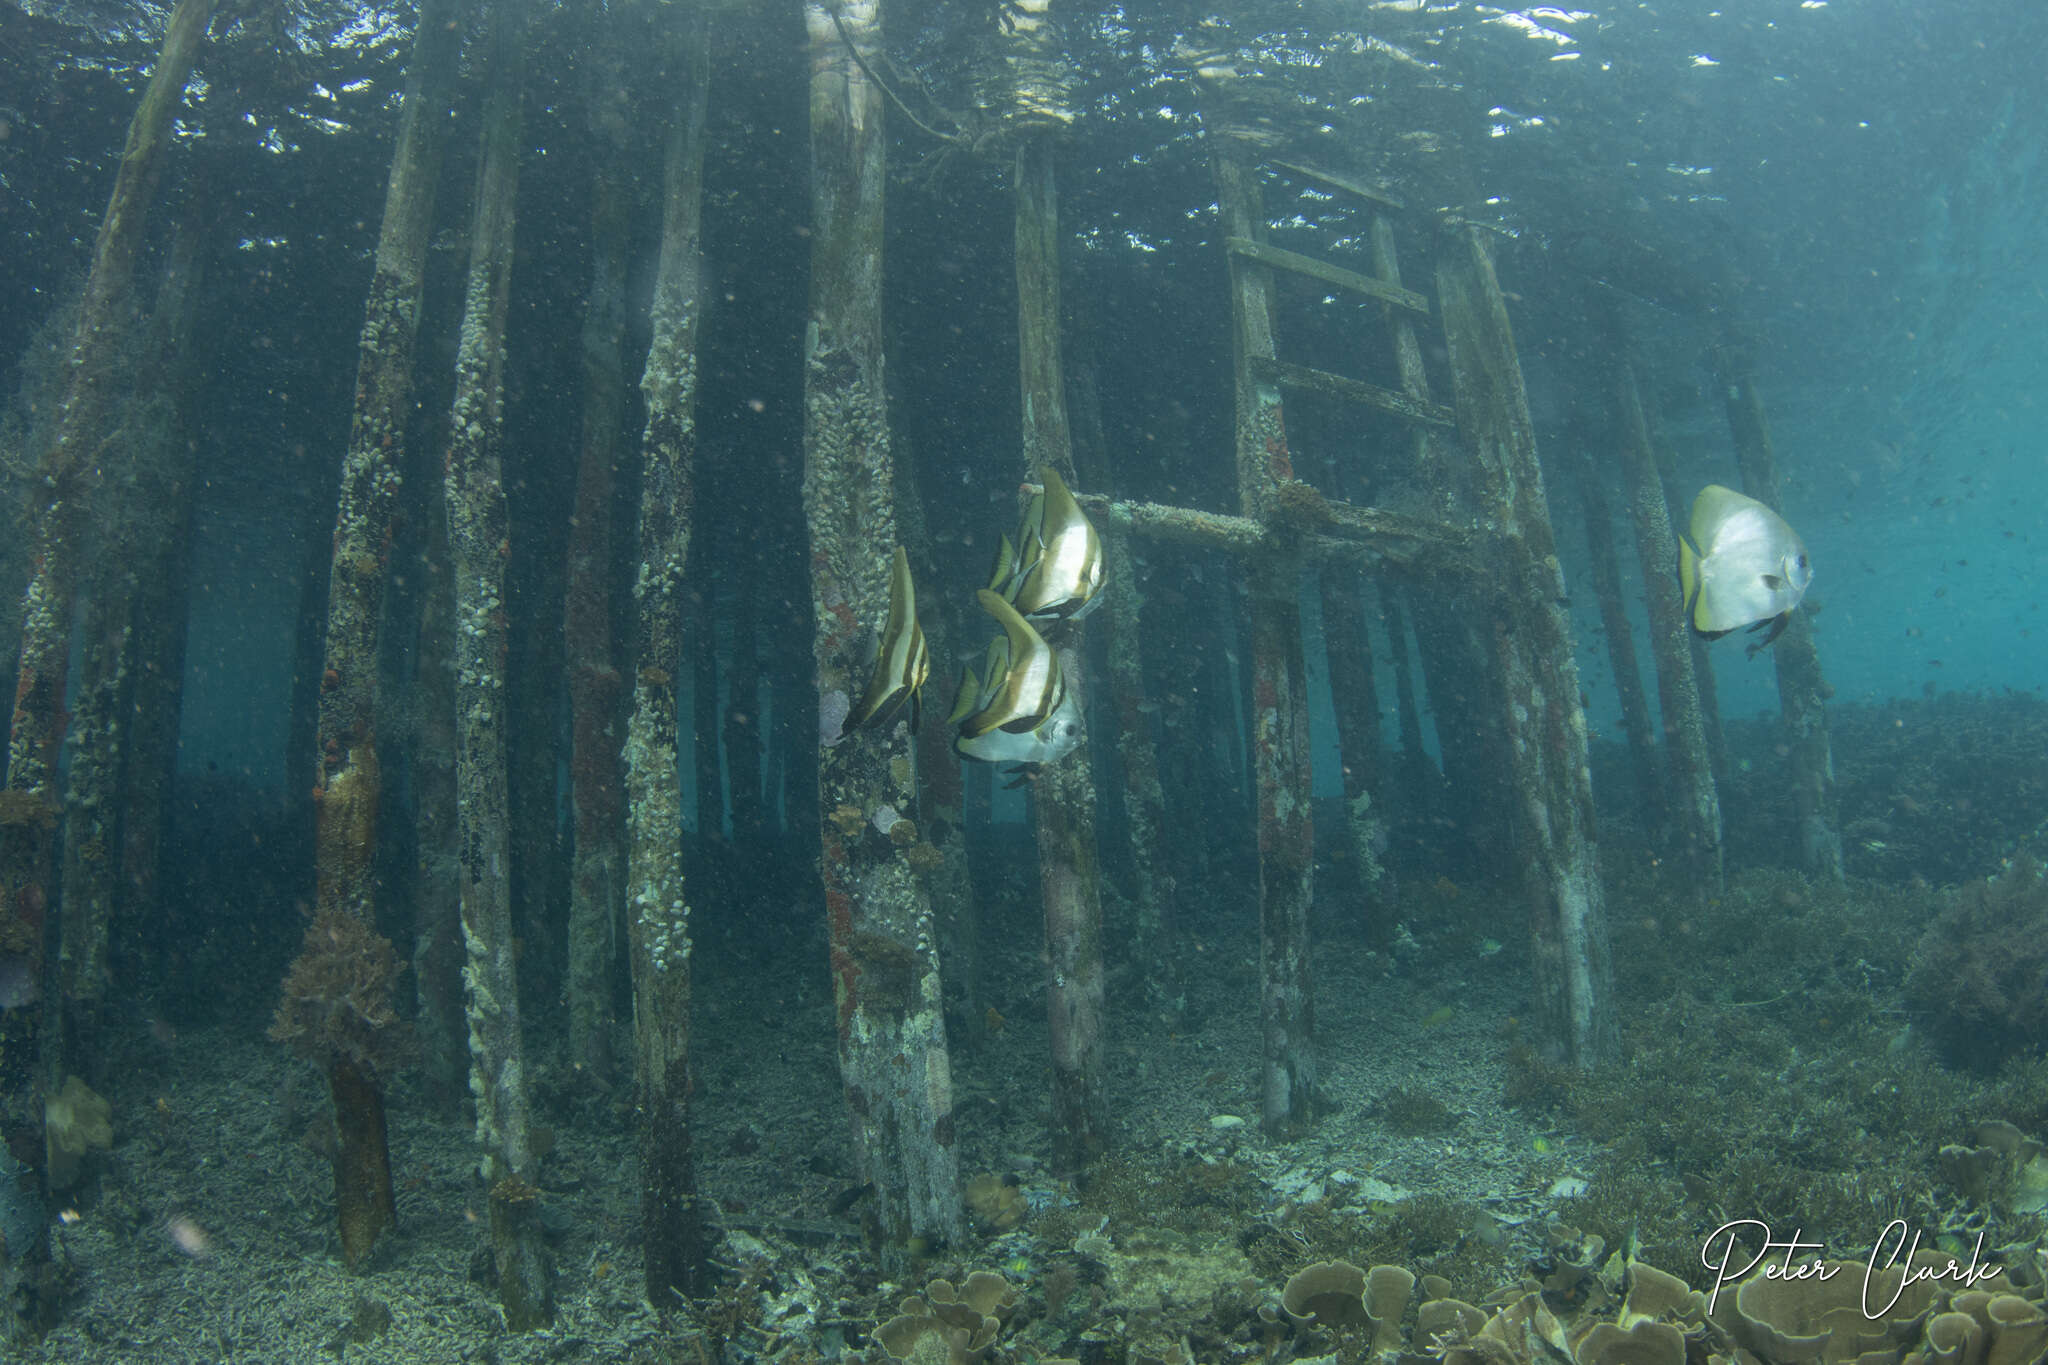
[1270,158,1405,211]
[1252,355,1457,428]
[1226,236,1431,315]
[1066,488,1476,576]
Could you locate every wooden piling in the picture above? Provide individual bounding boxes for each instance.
[622,0,713,1304]
[1014,131,1109,1169]
[311,0,459,923]
[1615,359,1722,894]
[443,2,551,1323]
[1213,147,1318,1134]
[6,0,215,1101]
[1065,299,1175,1001]
[1717,346,1842,882]
[1573,442,1662,830]
[1435,224,1616,1067]
[802,0,965,1258]
[563,0,632,1087]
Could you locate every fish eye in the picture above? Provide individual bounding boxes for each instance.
[1795,555,1808,569]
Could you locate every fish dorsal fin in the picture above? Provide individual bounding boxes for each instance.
[887,544,915,624]
[946,666,982,726]
[1017,485,1047,553]
[961,588,1058,738]
[1037,464,1084,542]
[1688,484,1754,548]
[987,532,1018,594]
[977,587,1044,673]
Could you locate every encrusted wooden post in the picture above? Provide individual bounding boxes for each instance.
[444,2,551,1324]
[622,0,712,1304]
[1615,359,1722,895]
[1064,274,1173,989]
[1573,442,1661,828]
[312,0,459,923]
[55,578,136,1064]
[1435,224,1616,1067]
[1213,147,1317,1134]
[802,0,965,1257]
[563,0,633,1088]
[6,0,215,1100]
[57,185,226,1047]
[1717,344,1842,882]
[1013,128,1108,1168]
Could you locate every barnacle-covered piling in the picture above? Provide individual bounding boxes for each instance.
[1213,147,1318,1134]
[1436,223,1617,1067]
[1718,343,1842,883]
[622,1,712,1306]
[443,2,550,1325]
[270,909,407,1272]
[1616,357,1723,896]
[803,0,965,1258]
[1574,442,1662,830]
[563,0,634,1088]
[1014,129,1108,1169]
[6,0,215,1101]
[312,0,460,922]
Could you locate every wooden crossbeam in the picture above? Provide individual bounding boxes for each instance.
[1252,355,1457,428]
[1067,489,1476,576]
[1270,158,1405,211]
[1226,236,1431,315]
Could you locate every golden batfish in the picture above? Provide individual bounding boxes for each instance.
[840,545,929,735]
[952,589,1084,773]
[1677,484,1812,654]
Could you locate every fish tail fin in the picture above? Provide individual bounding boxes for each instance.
[1676,534,1703,630]
[947,667,982,726]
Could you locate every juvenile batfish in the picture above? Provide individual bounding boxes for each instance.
[1677,484,1812,654]
[953,589,1083,772]
[1006,465,1105,623]
[841,545,929,735]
